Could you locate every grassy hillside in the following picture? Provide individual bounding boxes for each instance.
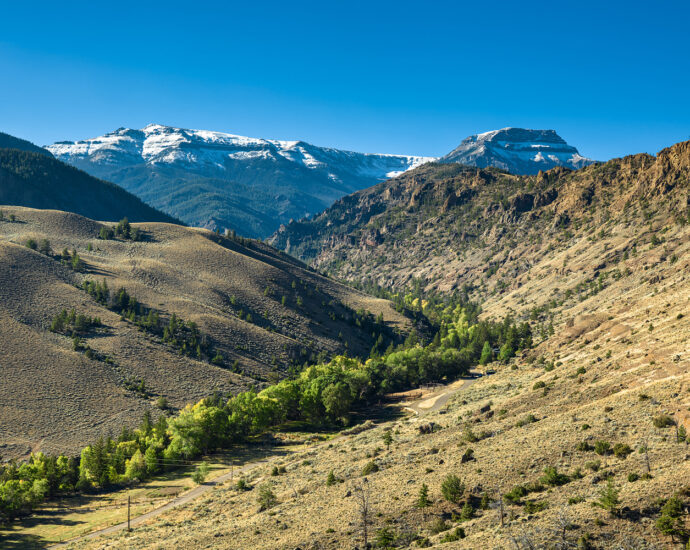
[60,143,690,549]
[0,149,179,224]
[68,209,690,548]
[0,207,411,458]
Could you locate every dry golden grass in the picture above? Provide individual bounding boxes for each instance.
[0,207,409,458]
[67,216,689,549]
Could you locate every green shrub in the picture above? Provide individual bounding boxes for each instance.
[594,441,611,455]
[25,238,37,250]
[540,466,570,487]
[595,479,620,516]
[428,517,450,534]
[257,483,277,511]
[461,448,475,463]
[627,473,639,482]
[577,441,593,452]
[441,474,464,504]
[375,526,395,547]
[612,443,632,458]
[516,414,537,427]
[439,527,465,543]
[533,381,546,390]
[235,478,250,491]
[39,239,51,255]
[504,485,528,504]
[361,461,379,476]
[460,501,474,520]
[191,461,209,484]
[585,460,601,472]
[524,500,549,513]
[653,415,675,429]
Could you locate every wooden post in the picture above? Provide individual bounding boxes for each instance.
[127,495,131,532]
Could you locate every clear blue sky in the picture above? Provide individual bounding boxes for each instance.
[1,0,688,160]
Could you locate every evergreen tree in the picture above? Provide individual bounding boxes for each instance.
[417,483,430,518]
[596,479,620,516]
[441,474,464,504]
[382,430,393,450]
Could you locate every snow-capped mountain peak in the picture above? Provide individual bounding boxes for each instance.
[440,127,594,174]
[46,124,433,237]
[48,124,432,175]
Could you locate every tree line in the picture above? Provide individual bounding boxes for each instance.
[0,296,531,522]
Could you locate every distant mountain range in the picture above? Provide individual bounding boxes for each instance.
[440,128,593,175]
[47,125,592,238]
[47,124,432,238]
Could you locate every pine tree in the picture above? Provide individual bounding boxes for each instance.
[375,526,395,548]
[441,474,464,504]
[417,483,430,518]
[596,479,620,516]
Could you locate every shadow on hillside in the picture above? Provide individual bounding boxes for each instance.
[0,505,85,549]
[83,265,115,277]
[0,532,45,550]
[0,445,299,549]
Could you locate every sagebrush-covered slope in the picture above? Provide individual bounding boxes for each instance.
[75,146,690,550]
[0,207,411,458]
[271,140,689,300]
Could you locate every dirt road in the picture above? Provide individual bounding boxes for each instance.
[49,374,482,547]
[48,459,267,548]
[404,372,481,416]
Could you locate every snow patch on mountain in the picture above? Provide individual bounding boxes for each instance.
[440,128,594,175]
[48,124,432,178]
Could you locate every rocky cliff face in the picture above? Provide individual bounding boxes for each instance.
[440,127,593,175]
[270,140,689,297]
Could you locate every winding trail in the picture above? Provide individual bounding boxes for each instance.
[48,373,482,548]
[48,459,267,549]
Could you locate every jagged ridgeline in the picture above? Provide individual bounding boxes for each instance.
[270,140,690,296]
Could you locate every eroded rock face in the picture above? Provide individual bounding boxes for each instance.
[271,139,690,297]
